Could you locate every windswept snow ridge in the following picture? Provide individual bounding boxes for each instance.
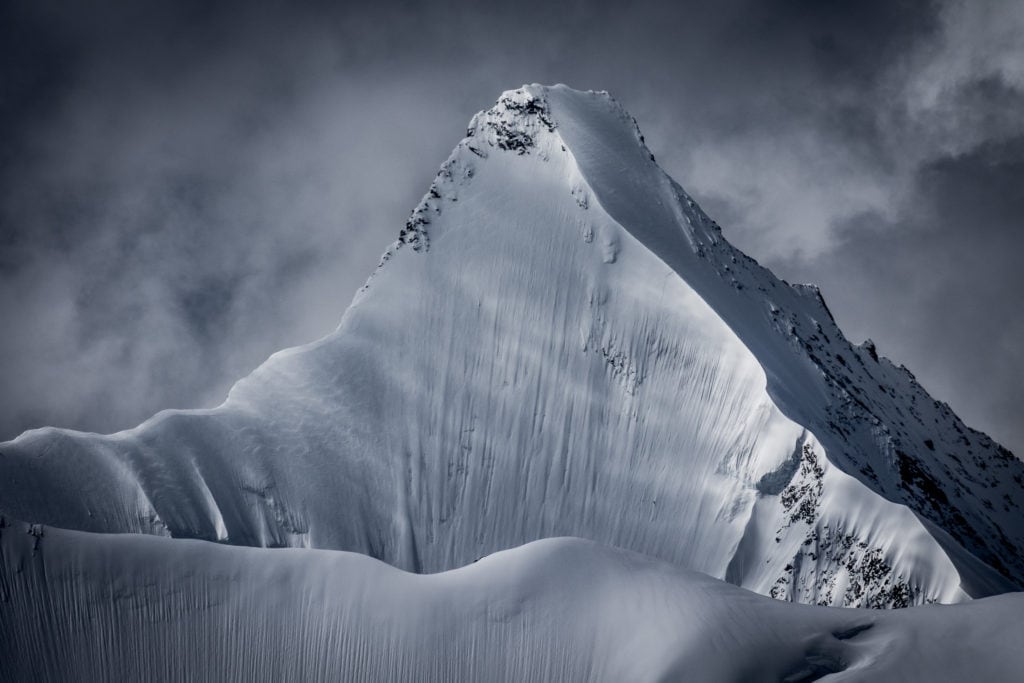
[0,85,1021,609]
[2,522,1023,682]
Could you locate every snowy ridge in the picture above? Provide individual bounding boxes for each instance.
[543,85,1024,591]
[0,85,1020,610]
[2,520,1023,682]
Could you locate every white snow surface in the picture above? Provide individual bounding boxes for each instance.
[2,522,1023,682]
[1,85,1022,610]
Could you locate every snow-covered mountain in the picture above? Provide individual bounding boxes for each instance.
[1,85,1021,612]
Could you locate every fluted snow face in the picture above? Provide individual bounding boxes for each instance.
[0,86,1018,608]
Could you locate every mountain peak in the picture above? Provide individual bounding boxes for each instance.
[468,86,557,152]
[2,84,1021,607]
[396,84,683,257]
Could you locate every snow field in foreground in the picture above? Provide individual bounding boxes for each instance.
[1,523,1021,682]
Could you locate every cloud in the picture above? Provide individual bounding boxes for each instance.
[904,1,1024,107]
[0,0,1020,457]
[772,136,1024,452]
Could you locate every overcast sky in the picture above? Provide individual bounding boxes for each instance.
[1,0,1021,455]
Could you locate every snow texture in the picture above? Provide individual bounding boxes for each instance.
[0,85,1022,613]
[2,522,1023,682]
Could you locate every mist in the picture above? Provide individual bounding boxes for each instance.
[1,0,1021,454]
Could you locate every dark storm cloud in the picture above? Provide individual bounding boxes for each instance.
[1,0,1021,455]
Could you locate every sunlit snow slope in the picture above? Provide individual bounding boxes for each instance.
[1,85,1021,607]
[2,522,1023,682]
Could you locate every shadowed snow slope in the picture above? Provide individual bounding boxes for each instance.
[1,525,1022,682]
[0,85,1021,608]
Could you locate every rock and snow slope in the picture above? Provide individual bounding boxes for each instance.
[0,85,1021,608]
[3,522,1023,683]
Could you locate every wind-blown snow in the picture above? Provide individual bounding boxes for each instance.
[0,85,1021,609]
[2,522,1022,682]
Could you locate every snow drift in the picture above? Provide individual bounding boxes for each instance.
[2,521,1023,682]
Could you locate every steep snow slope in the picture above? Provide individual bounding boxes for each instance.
[2,522,1023,682]
[0,85,1020,606]
[544,87,1024,597]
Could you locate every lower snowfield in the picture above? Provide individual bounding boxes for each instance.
[1,522,1021,682]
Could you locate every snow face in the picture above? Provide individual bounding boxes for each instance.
[2,522,1023,682]
[0,85,1020,607]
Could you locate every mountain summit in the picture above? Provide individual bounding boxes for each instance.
[2,84,1021,608]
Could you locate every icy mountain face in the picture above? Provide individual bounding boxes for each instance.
[0,85,1021,607]
[4,523,1024,683]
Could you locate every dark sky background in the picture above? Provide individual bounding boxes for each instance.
[2,0,1022,455]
